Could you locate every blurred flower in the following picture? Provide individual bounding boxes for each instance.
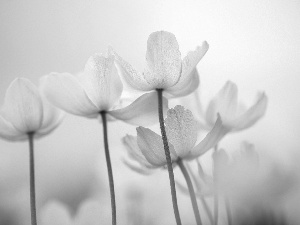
[111,31,209,98]
[0,78,63,141]
[42,51,167,126]
[186,81,268,131]
[123,105,227,172]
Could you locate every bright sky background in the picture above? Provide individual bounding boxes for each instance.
[0,0,300,224]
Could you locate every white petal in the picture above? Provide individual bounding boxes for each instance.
[231,92,268,130]
[137,126,177,167]
[109,47,152,91]
[205,81,238,127]
[109,92,168,126]
[0,115,27,141]
[187,115,228,159]
[1,78,43,133]
[40,201,72,225]
[165,105,198,157]
[165,69,200,98]
[123,134,155,169]
[42,73,99,117]
[122,158,154,175]
[78,53,123,111]
[143,31,182,89]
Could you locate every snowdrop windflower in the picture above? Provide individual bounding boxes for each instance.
[111,31,209,98]
[0,78,63,141]
[196,81,268,131]
[42,52,167,126]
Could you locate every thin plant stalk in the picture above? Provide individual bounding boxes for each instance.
[28,132,37,225]
[213,145,219,225]
[177,158,202,225]
[156,89,182,225]
[100,111,116,225]
[225,197,233,225]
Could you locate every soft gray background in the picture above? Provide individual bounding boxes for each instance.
[0,0,300,224]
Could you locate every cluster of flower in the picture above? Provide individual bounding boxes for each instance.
[0,31,269,225]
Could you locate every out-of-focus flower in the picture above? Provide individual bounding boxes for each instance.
[186,81,268,131]
[0,78,63,141]
[111,31,209,98]
[123,105,227,172]
[42,51,167,126]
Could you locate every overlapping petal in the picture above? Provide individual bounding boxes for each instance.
[0,115,26,141]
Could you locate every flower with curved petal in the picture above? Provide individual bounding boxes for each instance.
[123,105,228,172]
[42,51,168,126]
[0,78,63,141]
[110,31,209,98]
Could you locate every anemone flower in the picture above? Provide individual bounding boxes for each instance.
[0,78,64,225]
[112,30,209,225]
[42,51,167,225]
[123,105,227,225]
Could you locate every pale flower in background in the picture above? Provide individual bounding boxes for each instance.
[0,78,63,141]
[123,105,227,172]
[42,51,167,126]
[111,31,209,98]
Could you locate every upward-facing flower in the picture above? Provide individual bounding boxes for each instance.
[111,31,209,97]
[0,78,63,141]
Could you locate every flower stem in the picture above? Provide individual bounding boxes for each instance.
[28,132,37,225]
[177,159,202,225]
[213,145,219,225]
[156,89,182,225]
[100,112,116,225]
[225,197,232,225]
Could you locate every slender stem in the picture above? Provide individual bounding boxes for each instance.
[177,159,202,225]
[213,145,219,225]
[100,112,116,225]
[225,197,232,225]
[28,132,37,225]
[156,89,182,225]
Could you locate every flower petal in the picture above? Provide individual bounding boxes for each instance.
[1,78,43,133]
[122,158,154,175]
[109,47,152,91]
[0,114,26,141]
[109,92,168,126]
[205,81,238,127]
[78,53,123,111]
[187,115,228,159]
[137,126,177,167]
[42,73,99,117]
[231,92,268,130]
[165,69,200,98]
[143,31,182,89]
[165,105,198,157]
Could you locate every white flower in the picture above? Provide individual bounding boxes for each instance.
[111,31,209,98]
[0,78,63,141]
[123,105,227,172]
[42,52,167,126]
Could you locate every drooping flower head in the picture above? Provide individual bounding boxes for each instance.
[42,51,168,126]
[111,31,209,97]
[0,78,63,141]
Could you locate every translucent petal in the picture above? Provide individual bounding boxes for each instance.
[109,92,168,126]
[42,73,99,117]
[165,105,197,157]
[187,115,228,159]
[0,114,26,141]
[137,127,177,167]
[165,69,200,98]
[78,54,123,111]
[40,201,72,225]
[109,47,152,91]
[1,78,43,133]
[231,92,268,130]
[122,158,154,175]
[143,31,182,89]
[205,81,238,126]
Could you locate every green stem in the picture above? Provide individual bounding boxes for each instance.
[225,197,232,225]
[100,112,116,225]
[156,89,182,225]
[177,159,202,225]
[28,132,37,225]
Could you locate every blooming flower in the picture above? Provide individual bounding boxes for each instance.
[111,31,209,98]
[123,105,227,171]
[42,52,167,126]
[0,78,63,141]
[187,80,268,131]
